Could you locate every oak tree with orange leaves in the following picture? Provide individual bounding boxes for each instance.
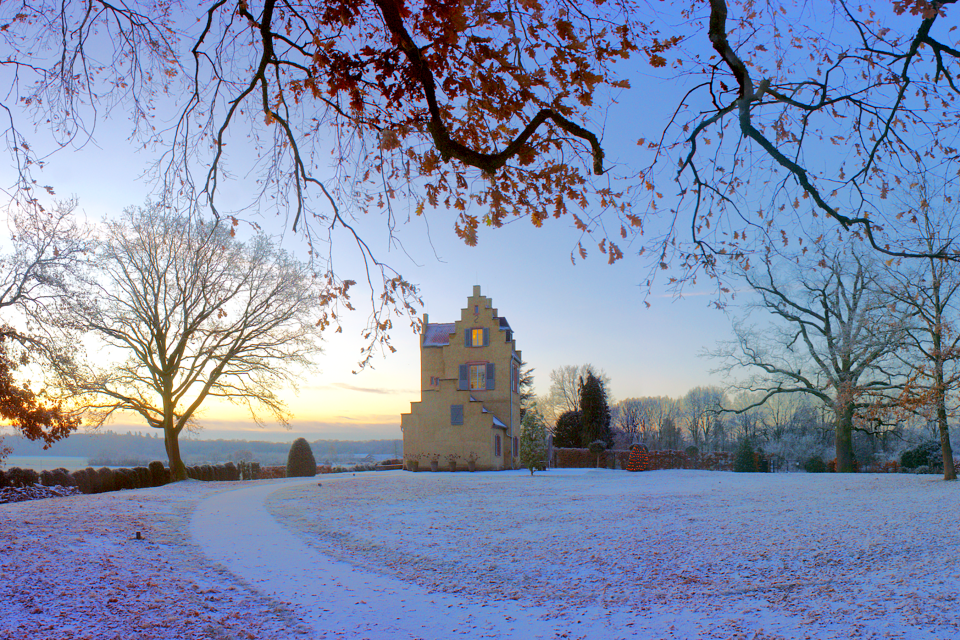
[0,0,657,363]
[0,200,87,456]
[6,1,960,340]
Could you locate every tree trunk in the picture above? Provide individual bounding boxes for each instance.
[165,427,187,481]
[835,404,855,473]
[934,358,957,481]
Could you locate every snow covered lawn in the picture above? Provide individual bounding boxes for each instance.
[3,469,959,639]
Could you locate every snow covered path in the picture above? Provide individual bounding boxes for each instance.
[191,475,611,639]
[5,469,960,639]
[194,470,960,640]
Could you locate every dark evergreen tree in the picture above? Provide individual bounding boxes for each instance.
[579,372,613,448]
[287,437,317,477]
[553,410,582,448]
[734,439,758,473]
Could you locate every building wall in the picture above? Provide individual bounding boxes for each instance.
[401,286,521,471]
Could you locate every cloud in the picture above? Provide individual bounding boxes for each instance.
[318,382,416,395]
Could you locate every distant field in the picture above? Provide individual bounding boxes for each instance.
[3,456,89,471]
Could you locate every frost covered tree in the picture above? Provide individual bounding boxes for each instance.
[682,386,725,452]
[520,408,548,476]
[57,204,324,481]
[883,177,960,481]
[717,244,909,472]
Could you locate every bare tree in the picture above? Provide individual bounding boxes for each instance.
[540,364,610,427]
[638,1,960,288]
[717,245,909,472]
[884,177,960,480]
[682,386,725,452]
[636,396,681,450]
[612,398,647,447]
[57,204,324,480]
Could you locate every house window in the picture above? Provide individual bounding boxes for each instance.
[466,327,489,347]
[430,376,439,387]
[469,364,486,390]
[459,363,495,390]
[451,404,464,425]
[494,434,501,457]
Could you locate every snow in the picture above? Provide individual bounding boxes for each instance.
[3,469,960,639]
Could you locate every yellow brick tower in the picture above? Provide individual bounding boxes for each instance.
[401,286,521,471]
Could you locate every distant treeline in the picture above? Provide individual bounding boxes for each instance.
[7,432,402,466]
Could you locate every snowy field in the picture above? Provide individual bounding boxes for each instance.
[2,469,959,639]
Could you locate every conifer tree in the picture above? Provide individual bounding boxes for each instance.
[520,408,548,476]
[734,439,757,473]
[580,372,613,448]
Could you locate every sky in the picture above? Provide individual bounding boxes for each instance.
[0,6,754,444]
[8,134,736,443]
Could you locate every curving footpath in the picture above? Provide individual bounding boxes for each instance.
[190,477,614,639]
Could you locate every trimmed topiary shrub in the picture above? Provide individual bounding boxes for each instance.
[72,469,92,493]
[134,467,150,488]
[22,468,39,486]
[0,468,7,488]
[587,440,607,468]
[200,464,212,481]
[40,470,55,486]
[251,461,261,479]
[148,461,168,486]
[804,456,827,473]
[97,467,117,493]
[224,461,239,481]
[734,439,757,473]
[115,468,135,490]
[53,468,77,487]
[5,467,25,487]
[287,438,317,477]
[685,445,699,459]
[83,467,101,493]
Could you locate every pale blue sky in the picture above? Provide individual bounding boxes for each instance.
[1,18,743,442]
